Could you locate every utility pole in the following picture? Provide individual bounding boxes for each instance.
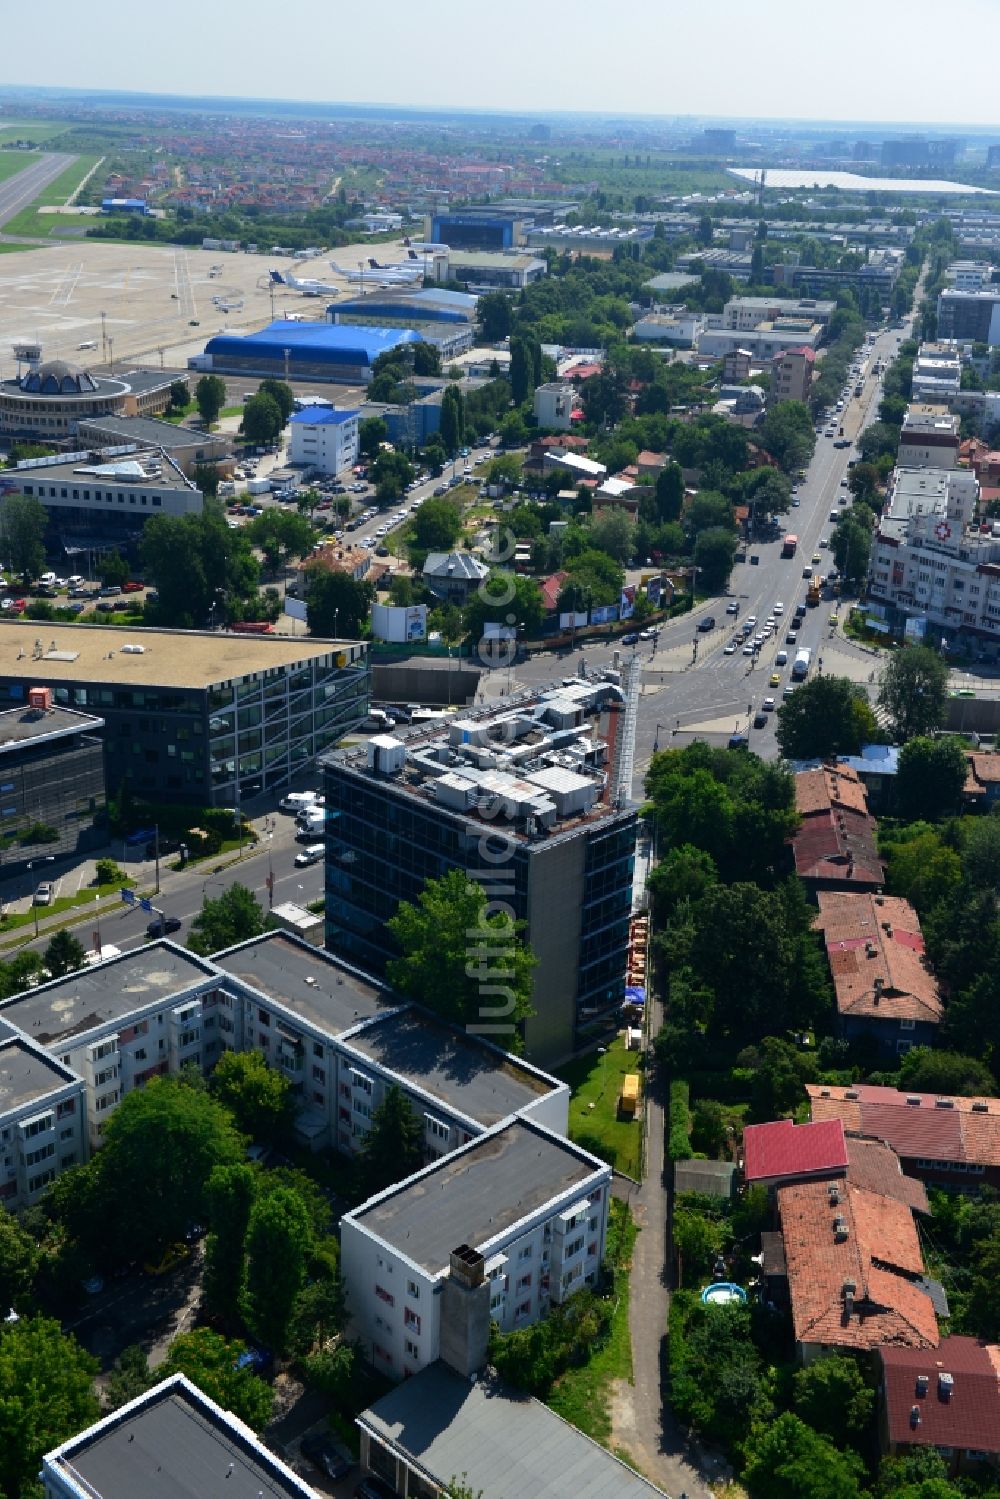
[100,310,107,365]
[154,824,160,896]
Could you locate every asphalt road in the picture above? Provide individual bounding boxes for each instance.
[0,152,77,232]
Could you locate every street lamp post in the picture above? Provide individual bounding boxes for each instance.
[653,722,667,753]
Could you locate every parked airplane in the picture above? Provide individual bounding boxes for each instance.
[403,237,448,254]
[329,257,424,286]
[269,270,339,297]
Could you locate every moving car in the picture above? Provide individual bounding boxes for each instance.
[769,672,782,686]
[697,616,715,632]
[621,633,639,645]
[753,712,768,729]
[294,843,325,867]
[762,696,776,711]
[724,641,737,654]
[146,916,182,938]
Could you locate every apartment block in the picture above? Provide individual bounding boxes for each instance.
[897,404,961,469]
[910,343,962,403]
[287,406,359,475]
[0,1037,85,1210]
[341,1117,610,1381]
[771,345,816,404]
[937,287,1000,344]
[323,681,639,1062]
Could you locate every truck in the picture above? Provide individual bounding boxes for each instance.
[781,533,799,559]
[792,647,812,681]
[619,1074,640,1118]
[807,576,821,607]
[247,477,271,496]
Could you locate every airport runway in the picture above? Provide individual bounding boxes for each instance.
[0,152,77,232]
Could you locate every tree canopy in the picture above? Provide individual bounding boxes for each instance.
[306,567,374,638]
[209,1051,294,1144]
[742,1412,867,1499]
[0,1316,99,1499]
[162,1328,273,1430]
[775,674,879,760]
[188,883,265,957]
[360,1083,424,1194]
[195,374,227,427]
[141,502,261,628]
[878,647,949,741]
[895,736,967,822]
[0,493,48,582]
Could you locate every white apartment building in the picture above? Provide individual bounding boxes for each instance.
[341,1118,611,1382]
[946,260,994,291]
[910,343,961,404]
[698,322,823,360]
[866,466,1000,651]
[632,310,705,345]
[533,381,578,431]
[0,1037,85,1211]
[288,405,360,475]
[897,404,961,470]
[721,295,836,331]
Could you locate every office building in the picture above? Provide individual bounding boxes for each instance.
[0,1035,85,1210]
[632,310,705,346]
[722,296,836,331]
[4,447,203,554]
[946,260,995,291]
[911,343,962,403]
[698,321,823,360]
[0,622,368,807]
[768,252,903,299]
[0,359,173,442]
[75,414,232,480]
[0,695,106,868]
[881,137,958,169]
[41,1374,318,1499]
[771,345,816,404]
[341,1117,611,1379]
[897,404,961,469]
[323,681,638,1062]
[533,381,578,431]
[288,406,359,475]
[937,288,1000,345]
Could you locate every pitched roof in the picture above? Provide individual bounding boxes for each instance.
[795,764,870,817]
[778,1179,938,1352]
[881,1337,1000,1454]
[845,1137,929,1215]
[791,768,884,888]
[965,751,1000,794]
[540,571,568,611]
[815,892,942,1025]
[807,1084,1000,1169]
[422,552,490,581]
[743,1118,848,1185]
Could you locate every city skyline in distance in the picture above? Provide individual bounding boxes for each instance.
[3,0,1000,131]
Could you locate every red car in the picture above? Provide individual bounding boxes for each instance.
[123,580,143,593]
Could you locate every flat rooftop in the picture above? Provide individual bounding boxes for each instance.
[0,622,358,689]
[17,451,195,492]
[0,942,214,1048]
[448,250,545,269]
[352,1118,601,1275]
[0,1037,75,1117]
[46,1375,314,1499]
[211,932,388,1036]
[360,1361,668,1499]
[77,413,227,449]
[0,703,104,750]
[344,1008,556,1127]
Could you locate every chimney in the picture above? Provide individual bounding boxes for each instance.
[873,977,883,1005]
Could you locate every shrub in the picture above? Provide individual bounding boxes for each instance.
[669,1080,693,1161]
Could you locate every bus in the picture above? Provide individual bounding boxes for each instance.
[781,534,799,558]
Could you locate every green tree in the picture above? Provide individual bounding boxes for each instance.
[141,503,261,628]
[758,400,816,473]
[105,1344,156,1411]
[792,1353,874,1446]
[188,883,265,957]
[464,570,544,638]
[895,735,967,821]
[882,825,962,917]
[195,374,227,427]
[370,448,414,505]
[498,409,529,448]
[0,1205,38,1313]
[693,526,737,591]
[673,1204,725,1285]
[358,416,388,459]
[440,385,465,456]
[246,508,314,575]
[169,378,190,411]
[202,1162,256,1324]
[210,1051,293,1144]
[590,509,635,565]
[832,517,873,584]
[775,674,879,759]
[98,548,130,588]
[878,646,949,741]
[360,1083,423,1194]
[162,1328,273,1430]
[241,391,283,446]
[240,1187,312,1353]
[741,1035,819,1121]
[653,462,684,523]
[411,496,462,554]
[685,490,733,538]
[743,1412,867,1499]
[387,869,536,1048]
[0,1317,99,1499]
[257,378,295,423]
[848,461,881,502]
[0,493,48,582]
[647,844,718,926]
[510,336,539,406]
[305,567,374,637]
[478,291,512,341]
[897,1046,996,1097]
[286,1277,345,1361]
[43,929,86,980]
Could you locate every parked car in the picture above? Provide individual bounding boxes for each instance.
[300,1434,351,1481]
[620,633,639,645]
[34,882,53,906]
[122,580,143,593]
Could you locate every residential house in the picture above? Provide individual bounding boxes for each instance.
[743,1118,849,1191]
[777,1177,939,1362]
[636,450,667,480]
[807,1083,1000,1192]
[791,765,885,893]
[880,1337,1000,1477]
[815,892,942,1059]
[963,750,1000,806]
[421,551,490,603]
[533,382,578,432]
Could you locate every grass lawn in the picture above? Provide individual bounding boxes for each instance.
[0,241,39,255]
[546,1200,637,1446]
[3,154,101,238]
[0,123,71,146]
[556,1034,645,1180]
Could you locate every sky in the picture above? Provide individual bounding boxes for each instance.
[3,0,1000,130]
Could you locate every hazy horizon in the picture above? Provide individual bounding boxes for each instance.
[3,0,1000,131]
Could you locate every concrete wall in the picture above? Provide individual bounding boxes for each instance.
[371,660,481,707]
[524,834,588,1064]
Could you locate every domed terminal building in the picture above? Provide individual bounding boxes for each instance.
[0,358,173,440]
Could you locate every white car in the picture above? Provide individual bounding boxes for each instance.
[774,601,784,614]
[820,537,829,548]
[724,641,737,654]
[742,643,754,656]
[745,615,757,629]
[762,696,776,712]
[67,574,83,587]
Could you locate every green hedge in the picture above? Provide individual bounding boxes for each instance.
[668,1079,693,1161]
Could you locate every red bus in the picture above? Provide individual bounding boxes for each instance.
[781,534,799,558]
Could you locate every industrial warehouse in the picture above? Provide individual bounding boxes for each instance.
[190,320,422,384]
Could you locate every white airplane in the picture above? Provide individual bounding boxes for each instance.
[403,237,448,254]
[269,270,339,297]
[329,256,424,286]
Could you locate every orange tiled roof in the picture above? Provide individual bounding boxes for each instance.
[806,1084,1000,1170]
[845,1137,930,1214]
[965,752,1000,795]
[795,764,870,817]
[815,892,941,1024]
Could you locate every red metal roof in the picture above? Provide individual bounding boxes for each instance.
[743,1118,848,1184]
[882,1337,1000,1454]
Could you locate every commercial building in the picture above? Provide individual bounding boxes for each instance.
[41,1373,318,1499]
[865,466,1000,652]
[341,1117,610,1378]
[193,320,422,385]
[911,343,962,403]
[937,288,1000,344]
[75,414,232,479]
[676,248,753,279]
[525,224,654,254]
[4,447,203,554]
[0,697,106,868]
[946,259,995,291]
[697,321,823,361]
[357,1361,668,1499]
[358,388,445,446]
[722,296,836,331]
[897,404,961,469]
[0,1035,85,1210]
[808,1083,1000,1192]
[880,1338,1000,1478]
[328,289,478,355]
[815,892,942,1058]
[429,213,524,250]
[288,405,359,474]
[440,249,546,290]
[768,252,903,299]
[632,310,705,346]
[0,622,368,807]
[322,681,638,1061]
[533,381,578,431]
[0,359,173,442]
[791,765,885,893]
[771,345,816,404]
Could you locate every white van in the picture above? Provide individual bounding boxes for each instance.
[294,843,325,867]
[279,791,317,814]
